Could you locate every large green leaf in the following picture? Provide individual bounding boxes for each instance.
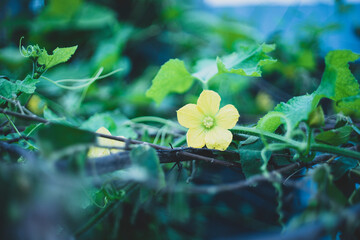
[316,50,359,99]
[238,139,265,178]
[257,94,320,132]
[257,50,359,132]
[146,59,194,104]
[38,46,78,70]
[315,125,353,146]
[147,42,276,104]
[316,50,360,116]
[313,165,347,206]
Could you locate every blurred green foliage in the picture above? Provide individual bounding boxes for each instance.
[1,0,360,239]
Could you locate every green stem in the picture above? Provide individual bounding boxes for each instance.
[129,116,185,130]
[4,114,38,150]
[311,143,360,161]
[232,125,360,161]
[304,125,312,156]
[232,126,300,147]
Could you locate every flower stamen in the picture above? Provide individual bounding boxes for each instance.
[203,116,214,129]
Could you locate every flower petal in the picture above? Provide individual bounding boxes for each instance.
[88,127,111,157]
[205,126,232,151]
[177,104,203,128]
[96,127,113,146]
[88,127,124,158]
[186,127,206,148]
[197,90,221,116]
[87,147,110,158]
[215,104,240,129]
[110,136,126,154]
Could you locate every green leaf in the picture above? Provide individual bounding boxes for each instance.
[0,75,39,104]
[193,43,276,82]
[43,0,82,19]
[81,111,137,138]
[330,157,358,180]
[257,50,359,132]
[38,46,78,70]
[15,75,39,94]
[0,78,17,103]
[216,43,276,77]
[315,125,353,146]
[36,123,96,159]
[130,145,165,189]
[316,50,360,116]
[146,59,194,104]
[43,106,68,124]
[23,123,43,137]
[313,165,347,206]
[257,94,320,132]
[238,139,265,178]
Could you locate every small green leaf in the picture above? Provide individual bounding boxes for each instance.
[15,75,39,94]
[36,123,96,158]
[193,43,276,82]
[38,45,78,70]
[146,59,194,104]
[216,43,276,77]
[0,75,39,104]
[315,126,353,146]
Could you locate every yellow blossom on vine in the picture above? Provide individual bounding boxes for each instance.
[87,127,125,158]
[177,90,239,151]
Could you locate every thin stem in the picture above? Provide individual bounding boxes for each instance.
[4,114,37,149]
[40,68,103,90]
[311,143,360,161]
[304,125,312,156]
[232,125,360,161]
[129,116,185,130]
[54,68,122,83]
[232,126,300,147]
[0,96,35,116]
[0,108,48,123]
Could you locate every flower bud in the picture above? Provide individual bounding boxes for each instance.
[308,106,325,128]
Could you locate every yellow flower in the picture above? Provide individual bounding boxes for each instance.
[177,90,239,151]
[88,127,125,158]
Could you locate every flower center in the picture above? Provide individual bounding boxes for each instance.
[202,116,214,129]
